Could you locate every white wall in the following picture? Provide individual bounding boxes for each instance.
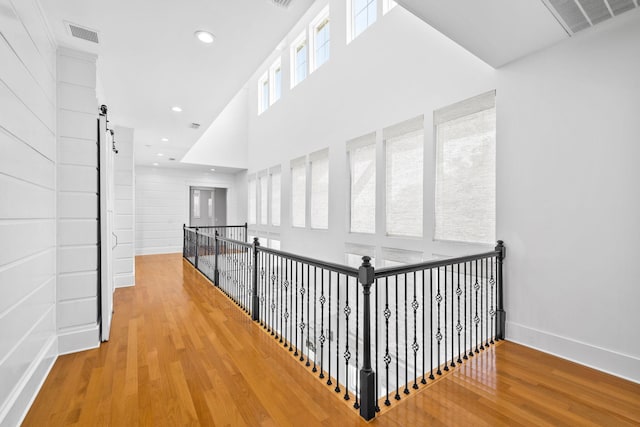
[113,126,135,287]
[245,2,496,264]
[497,10,640,382]
[237,1,640,381]
[0,0,58,424]
[135,167,242,255]
[56,48,100,355]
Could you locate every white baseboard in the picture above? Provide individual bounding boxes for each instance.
[135,246,181,256]
[507,321,640,384]
[114,273,135,288]
[58,323,100,355]
[0,336,57,427]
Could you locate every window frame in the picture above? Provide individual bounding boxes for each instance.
[347,133,377,234]
[258,72,269,114]
[309,5,331,72]
[290,32,308,88]
[269,58,282,105]
[349,0,378,42]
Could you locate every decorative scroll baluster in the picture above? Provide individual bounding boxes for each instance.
[306,264,311,368]
[490,257,495,344]
[464,262,469,359]
[319,268,326,379]
[444,266,449,372]
[283,259,289,347]
[450,264,455,368]
[429,269,434,380]
[436,268,442,375]
[474,259,480,354]
[343,274,351,400]
[480,258,485,350]
[294,261,299,356]
[456,263,463,364]
[384,277,391,406]
[299,263,306,362]
[403,273,409,395]
[421,271,426,385]
[313,267,318,373]
[412,271,419,390]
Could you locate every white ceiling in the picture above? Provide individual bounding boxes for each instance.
[396,0,569,68]
[40,0,313,170]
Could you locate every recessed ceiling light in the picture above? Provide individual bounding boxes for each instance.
[144,144,152,147]
[157,153,164,157]
[210,168,216,171]
[161,137,168,142]
[171,106,182,112]
[153,162,159,166]
[195,30,215,44]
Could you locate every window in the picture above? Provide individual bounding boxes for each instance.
[270,168,281,226]
[258,73,269,114]
[291,33,308,87]
[434,91,496,244]
[384,116,424,237]
[193,189,201,218]
[310,6,330,71]
[248,177,257,224]
[208,195,213,218]
[383,0,397,14]
[347,133,376,234]
[352,0,377,40]
[291,157,306,227]
[310,149,329,229]
[270,59,282,104]
[259,173,268,225]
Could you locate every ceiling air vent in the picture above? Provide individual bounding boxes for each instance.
[190,123,201,129]
[66,22,99,43]
[269,0,292,8]
[544,0,638,35]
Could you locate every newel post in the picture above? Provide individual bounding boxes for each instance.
[251,237,260,321]
[194,227,200,269]
[359,256,376,421]
[495,240,506,340]
[213,231,220,286]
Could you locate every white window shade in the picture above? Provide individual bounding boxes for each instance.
[385,116,424,237]
[310,150,329,229]
[435,91,496,244]
[248,178,256,224]
[270,170,281,226]
[291,158,306,227]
[348,134,376,233]
[259,174,268,225]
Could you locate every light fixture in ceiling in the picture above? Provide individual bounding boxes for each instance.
[210,168,216,172]
[195,30,215,44]
[161,137,169,142]
[172,106,183,112]
[157,153,164,157]
[153,162,159,166]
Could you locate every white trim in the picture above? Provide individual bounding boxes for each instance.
[309,5,331,72]
[257,72,269,114]
[269,58,282,105]
[290,31,308,88]
[507,321,640,384]
[58,323,100,354]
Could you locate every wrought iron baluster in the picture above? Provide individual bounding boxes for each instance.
[450,264,455,368]
[278,256,283,342]
[412,271,419,390]
[313,267,318,373]
[456,263,463,364]
[394,275,400,401]
[480,258,485,350]
[319,268,326,379]
[299,261,306,362]
[335,272,341,393]
[326,269,332,381]
[294,261,299,357]
[429,269,434,380]
[306,264,311,367]
[444,266,449,372]
[403,273,409,394]
[354,275,360,409]
[474,259,480,354]
[421,270,426,384]
[343,274,351,400]
[436,267,442,375]
[383,277,391,406]
[284,258,289,347]
[375,277,380,412]
[490,257,495,344]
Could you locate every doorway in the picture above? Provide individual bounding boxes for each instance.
[190,186,227,226]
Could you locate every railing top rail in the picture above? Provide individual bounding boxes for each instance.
[256,245,360,277]
[185,224,247,229]
[373,250,500,279]
[217,235,253,249]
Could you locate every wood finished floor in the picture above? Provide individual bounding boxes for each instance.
[24,253,640,426]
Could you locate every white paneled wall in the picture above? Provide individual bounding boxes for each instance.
[56,48,100,355]
[136,167,240,255]
[113,126,135,287]
[0,0,57,425]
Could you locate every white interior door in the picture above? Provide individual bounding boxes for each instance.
[99,113,116,341]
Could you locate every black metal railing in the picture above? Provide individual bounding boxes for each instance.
[183,227,505,421]
[182,223,248,269]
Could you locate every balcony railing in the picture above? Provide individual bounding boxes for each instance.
[183,225,505,421]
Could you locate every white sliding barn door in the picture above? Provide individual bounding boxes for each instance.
[99,112,116,341]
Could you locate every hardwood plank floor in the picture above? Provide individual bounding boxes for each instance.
[23,254,640,426]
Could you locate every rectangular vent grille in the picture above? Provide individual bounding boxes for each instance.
[269,0,292,8]
[546,0,637,34]
[68,23,99,43]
